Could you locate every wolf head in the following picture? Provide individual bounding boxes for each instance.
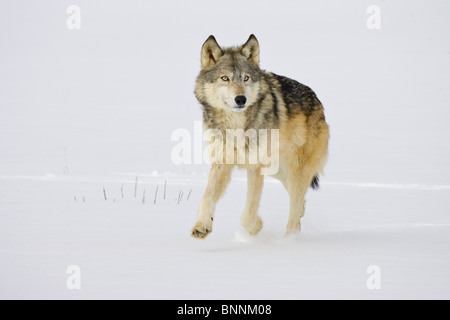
[195,35,263,113]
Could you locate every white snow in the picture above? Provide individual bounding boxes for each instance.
[0,0,449,299]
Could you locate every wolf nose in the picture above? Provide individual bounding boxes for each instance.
[235,95,247,106]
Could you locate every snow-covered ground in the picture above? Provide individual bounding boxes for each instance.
[1,0,449,299]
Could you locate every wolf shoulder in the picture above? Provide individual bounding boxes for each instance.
[265,72,324,117]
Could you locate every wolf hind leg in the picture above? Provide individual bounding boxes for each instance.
[285,164,317,236]
[241,166,264,235]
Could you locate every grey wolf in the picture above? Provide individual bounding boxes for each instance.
[191,35,329,238]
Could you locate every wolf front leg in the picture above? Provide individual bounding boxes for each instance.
[191,164,233,239]
[241,166,264,235]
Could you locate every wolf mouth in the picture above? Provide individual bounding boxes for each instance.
[231,105,247,112]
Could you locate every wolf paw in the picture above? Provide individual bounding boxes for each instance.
[285,220,301,236]
[241,216,263,236]
[191,223,212,239]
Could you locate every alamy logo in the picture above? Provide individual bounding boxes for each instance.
[366,5,381,30]
[66,265,81,290]
[366,265,381,290]
[66,5,81,30]
[171,121,279,175]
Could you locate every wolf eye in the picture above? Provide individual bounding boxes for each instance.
[221,76,229,81]
[244,75,250,82]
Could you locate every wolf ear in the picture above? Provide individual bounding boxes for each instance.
[201,35,223,70]
[241,34,260,66]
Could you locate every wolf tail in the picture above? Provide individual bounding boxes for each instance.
[310,175,320,190]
